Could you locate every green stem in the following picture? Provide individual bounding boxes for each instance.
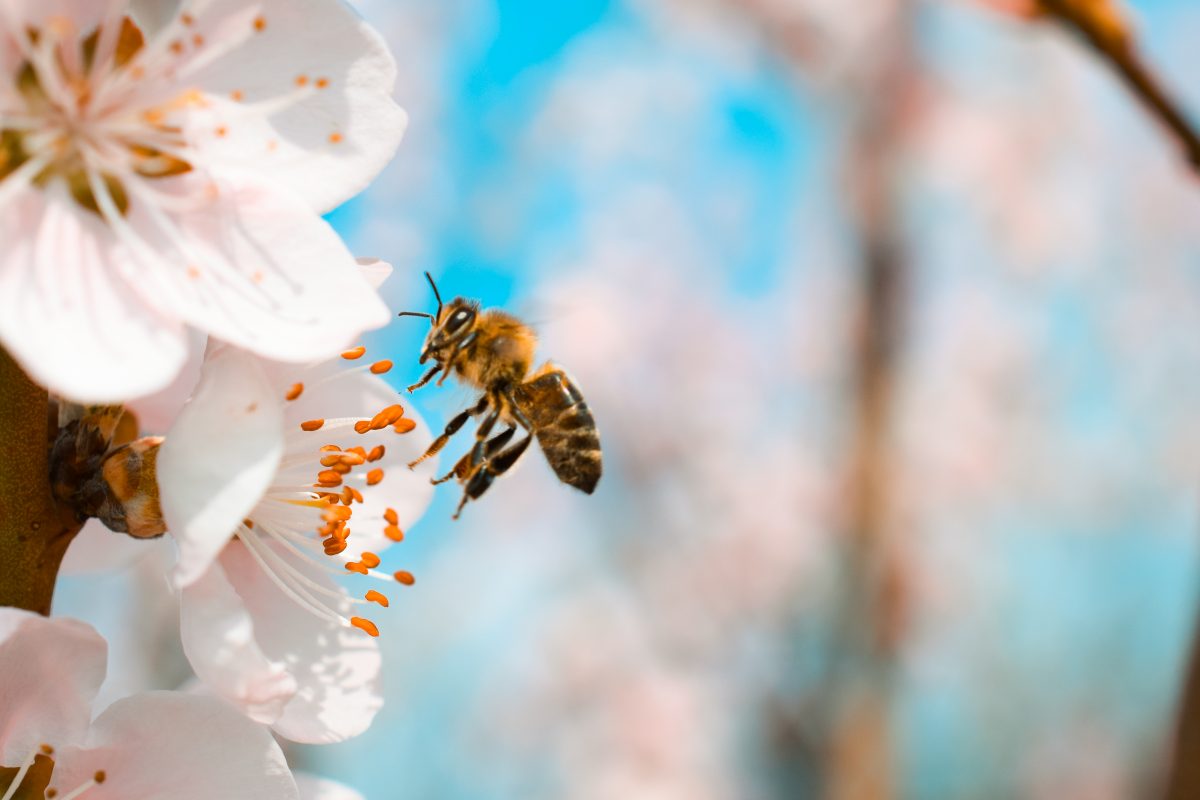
[0,347,81,615]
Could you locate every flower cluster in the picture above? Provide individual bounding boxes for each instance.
[1,0,434,795]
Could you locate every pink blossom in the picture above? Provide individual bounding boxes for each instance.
[0,1,405,401]
[0,608,299,800]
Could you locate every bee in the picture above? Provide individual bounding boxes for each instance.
[398,272,602,518]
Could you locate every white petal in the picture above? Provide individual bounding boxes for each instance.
[355,257,393,291]
[121,178,391,364]
[219,541,383,744]
[296,774,365,800]
[280,367,435,555]
[50,692,299,800]
[59,519,158,576]
[0,0,106,32]
[158,345,283,587]
[179,0,407,213]
[0,609,104,762]
[179,556,298,725]
[0,186,189,402]
[126,329,208,433]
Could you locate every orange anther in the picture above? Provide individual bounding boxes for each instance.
[295,74,309,87]
[316,77,330,89]
[329,132,344,144]
[243,519,254,529]
[347,446,368,458]
[341,346,366,360]
[320,444,341,452]
[350,617,379,637]
[253,15,266,31]
[322,506,351,522]
[393,418,417,434]
[370,360,393,374]
[94,771,106,784]
[367,445,385,462]
[316,470,343,486]
[301,419,324,431]
[346,562,368,575]
[330,462,351,475]
[170,39,184,54]
[339,452,366,466]
[320,454,343,467]
[348,487,364,503]
[384,525,404,542]
[384,507,399,525]
[231,89,244,102]
[192,33,204,46]
[40,744,53,755]
[215,125,227,138]
[324,540,348,556]
[394,570,415,586]
[360,552,381,568]
[354,420,371,434]
[285,382,304,401]
[366,468,384,486]
[370,405,404,429]
[365,589,389,607]
[181,12,195,24]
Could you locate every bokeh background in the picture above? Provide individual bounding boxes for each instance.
[56,0,1200,798]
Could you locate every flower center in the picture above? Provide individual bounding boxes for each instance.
[235,346,424,638]
[0,745,106,800]
[0,14,192,217]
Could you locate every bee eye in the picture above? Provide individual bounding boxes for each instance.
[444,308,473,333]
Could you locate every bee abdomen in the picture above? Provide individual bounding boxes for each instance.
[514,369,602,494]
[536,403,602,494]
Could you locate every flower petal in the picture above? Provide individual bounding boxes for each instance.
[126,329,208,434]
[0,610,104,763]
[355,257,393,291]
[59,519,159,576]
[179,557,298,725]
[296,774,365,800]
[120,179,391,365]
[158,345,283,586]
[0,185,189,402]
[50,692,299,800]
[219,541,383,743]
[179,0,407,213]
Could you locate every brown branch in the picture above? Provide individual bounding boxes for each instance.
[0,348,82,614]
[1164,579,1200,798]
[1040,0,1200,173]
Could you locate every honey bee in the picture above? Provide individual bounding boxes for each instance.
[398,272,602,518]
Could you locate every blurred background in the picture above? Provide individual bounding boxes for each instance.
[56,0,1200,797]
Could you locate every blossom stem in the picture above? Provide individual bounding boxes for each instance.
[0,347,83,614]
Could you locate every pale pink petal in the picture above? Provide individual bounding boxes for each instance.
[355,257,393,291]
[0,610,104,763]
[0,0,105,31]
[50,692,299,800]
[296,774,365,800]
[120,179,391,365]
[126,329,208,433]
[219,542,383,743]
[179,558,298,725]
[177,0,407,214]
[60,519,160,576]
[158,345,283,586]
[0,186,189,402]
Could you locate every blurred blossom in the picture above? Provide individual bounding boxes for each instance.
[0,0,404,401]
[0,608,299,799]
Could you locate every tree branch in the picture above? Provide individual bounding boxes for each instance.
[0,348,82,614]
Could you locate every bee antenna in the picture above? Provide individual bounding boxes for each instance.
[397,311,435,324]
[424,271,444,317]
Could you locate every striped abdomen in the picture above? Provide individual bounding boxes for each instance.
[512,368,602,494]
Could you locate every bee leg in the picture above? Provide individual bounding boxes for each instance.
[452,433,534,520]
[408,395,489,470]
[433,427,516,485]
[406,365,441,394]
